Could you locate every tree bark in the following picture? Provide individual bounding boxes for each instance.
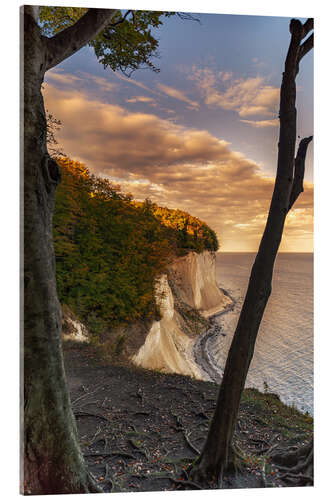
[189,18,313,487]
[45,8,117,71]
[21,7,115,494]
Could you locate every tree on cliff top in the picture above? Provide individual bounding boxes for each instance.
[22,6,180,494]
[188,18,313,487]
[53,158,219,335]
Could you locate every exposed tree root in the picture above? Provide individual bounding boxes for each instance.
[172,412,201,456]
[99,463,114,492]
[185,443,245,489]
[261,458,267,487]
[83,451,137,460]
[183,430,201,456]
[270,439,313,486]
[73,409,112,423]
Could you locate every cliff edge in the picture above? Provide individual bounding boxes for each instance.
[131,250,232,377]
[167,251,231,317]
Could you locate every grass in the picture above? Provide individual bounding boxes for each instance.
[241,388,313,439]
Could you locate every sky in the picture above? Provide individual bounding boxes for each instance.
[43,8,314,252]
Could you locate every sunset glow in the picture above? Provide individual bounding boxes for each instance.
[43,11,313,252]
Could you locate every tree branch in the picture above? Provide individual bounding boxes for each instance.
[302,18,314,38]
[176,12,201,23]
[298,33,314,63]
[45,8,117,71]
[108,10,132,28]
[288,136,313,211]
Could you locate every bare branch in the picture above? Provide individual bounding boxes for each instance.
[298,33,314,63]
[288,136,313,211]
[45,8,117,71]
[302,18,314,38]
[176,12,201,23]
[108,10,132,28]
[289,18,304,37]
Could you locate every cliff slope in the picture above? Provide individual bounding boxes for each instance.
[131,251,232,377]
[168,250,231,317]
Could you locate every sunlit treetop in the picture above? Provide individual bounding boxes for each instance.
[39,7,179,76]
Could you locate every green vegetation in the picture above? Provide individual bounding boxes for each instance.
[241,388,313,440]
[39,8,175,76]
[53,158,218,334]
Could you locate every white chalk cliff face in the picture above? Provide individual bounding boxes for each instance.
[132,251,232,377]
[132,274,202,377]
[62,313,89,343]
[168,251,231,317]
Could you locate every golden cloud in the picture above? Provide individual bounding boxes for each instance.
[44,82,313,252]
[46,68,119,93]
[126,96,157,105]
[240,118,279,128]
[190,67,280,120]
[157,83,200,110]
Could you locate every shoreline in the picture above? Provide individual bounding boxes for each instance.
[192,288,237,383]
[195,287,313,417]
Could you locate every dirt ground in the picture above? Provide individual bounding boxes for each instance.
[63,342,313,493]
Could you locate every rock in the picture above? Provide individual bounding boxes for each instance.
[132,251,231,379]
[62,307,89,343]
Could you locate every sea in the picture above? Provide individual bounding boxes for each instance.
[210,252,313,415]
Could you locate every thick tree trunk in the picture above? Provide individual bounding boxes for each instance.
[189,19,313,487]
[22,9,100,494]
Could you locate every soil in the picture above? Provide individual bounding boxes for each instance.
[63,342,313,493]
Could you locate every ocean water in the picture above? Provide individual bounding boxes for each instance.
[210,252,313,415]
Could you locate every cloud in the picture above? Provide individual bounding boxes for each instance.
[240,118,279,128]
[126,96,155,103]
[45,69,83,87]
[45,69,119,93]
[126,96,157,106]
[44,82,313,252]
[44,83,234,174]
[113,72,159,95]
[157,83,200,110]
[190,67,280,120]
[82,73,118,93]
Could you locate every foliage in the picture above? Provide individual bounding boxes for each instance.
[39,7,176,76]
[53,158,219,334]
[148,203,219,254]
[39,6,87,36]
[46,110,66,158]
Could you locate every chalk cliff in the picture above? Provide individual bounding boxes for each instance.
[62,250,231,379]
[131,251,232,377]
[62,306,89,343]
[167,251,231,317]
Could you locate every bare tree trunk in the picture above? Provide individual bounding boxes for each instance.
[21,7,116,494]
[189,18,313,487]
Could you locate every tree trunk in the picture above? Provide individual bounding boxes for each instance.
[189,18,313,487]
[22,8,100,494]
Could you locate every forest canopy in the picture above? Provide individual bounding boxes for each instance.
[53,158,219,334]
